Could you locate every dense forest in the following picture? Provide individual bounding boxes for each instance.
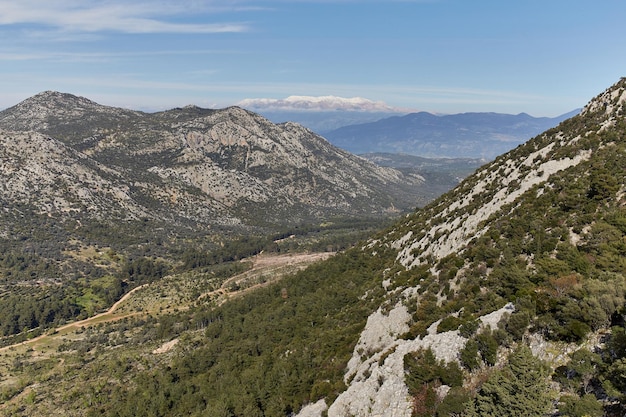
[0,217,388,344]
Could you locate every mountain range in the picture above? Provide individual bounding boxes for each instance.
[245,109,404,134]
[323,109,580,159]
[0,79,625,417]
[0,91,429,233]
[238,95,578,159]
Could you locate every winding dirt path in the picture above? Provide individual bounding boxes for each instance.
[0,252,333,353]
[0,284,149,353]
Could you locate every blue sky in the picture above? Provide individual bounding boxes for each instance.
[1,0,625,116]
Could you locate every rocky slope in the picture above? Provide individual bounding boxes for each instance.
[0,130,150,221]
[298,79,626,416]
[0,92,426,232]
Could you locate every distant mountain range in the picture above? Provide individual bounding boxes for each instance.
[246,109,403,134]
[323,110,580,159]
[240,96,579,160]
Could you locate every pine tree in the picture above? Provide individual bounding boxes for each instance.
[467,345,551,417]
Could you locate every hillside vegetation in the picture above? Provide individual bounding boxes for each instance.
[0,79,625,416]
[0,91,422,342]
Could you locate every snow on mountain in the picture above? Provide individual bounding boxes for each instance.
[237,95,408,113]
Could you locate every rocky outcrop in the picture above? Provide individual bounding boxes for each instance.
[0,130,148,219]
[296,303,513,417]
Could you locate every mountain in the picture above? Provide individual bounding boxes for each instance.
[1,79,625,417]
[246,109,405,133]
[0,91,428,233]
[237,95,402,112]
[0,91,426,341]
[237,95,408,132]
[324,109,580,159]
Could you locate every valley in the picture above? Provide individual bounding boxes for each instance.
[0,251,335,415]
[3,1,625,416]
[0,79,625,416]
[0,251,332,354]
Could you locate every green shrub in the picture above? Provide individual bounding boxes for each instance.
[476,330,498,366]
[468,346,551,417]
[505,311,530,341]
[436,387,470,417]
[459,319,480,338]
[558,394,603,417]
[437,316,463,333]
[460,339,479,371]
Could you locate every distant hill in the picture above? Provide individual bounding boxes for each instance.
[360,153,487,202]
[324,109,580,159]
[361,152,486,172]
[248,110,405,133]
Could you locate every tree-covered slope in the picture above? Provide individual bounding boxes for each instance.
[325,77,626,416]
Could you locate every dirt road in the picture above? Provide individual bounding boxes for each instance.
[0,284,149,353]
[0,252,333,352]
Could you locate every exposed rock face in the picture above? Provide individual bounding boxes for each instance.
[320,303,512,417]
[0,130,148,219]
[0,92,427,232]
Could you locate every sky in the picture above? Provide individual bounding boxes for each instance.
[1,0,625,116]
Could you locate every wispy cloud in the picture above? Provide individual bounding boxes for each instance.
[0,1,249,34]
[0,71,577,115]
[0,49,242,62]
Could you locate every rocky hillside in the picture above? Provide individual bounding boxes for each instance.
[0,92,426,231]
[309,78,626,416]
[1,80,624,417]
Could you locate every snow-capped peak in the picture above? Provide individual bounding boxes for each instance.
[237,95,407,112]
